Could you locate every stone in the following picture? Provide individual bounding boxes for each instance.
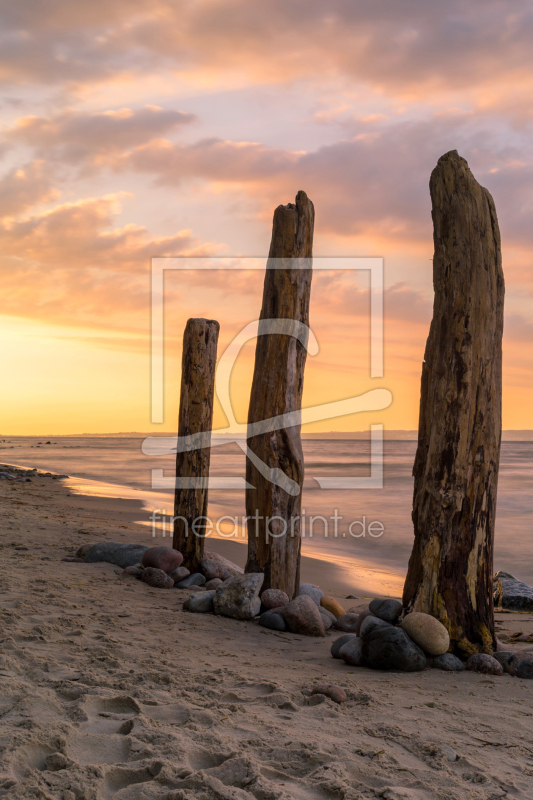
[176,572,206,589]
[320,607,337,624]
[204,578,223,590]
[331,634,358,659]
[259,610,287,631]
[141,545,183,574]
[140,567,174,589]
[310,684,347,704]
[124,565,143,577]
[369,598,403,624]
[213,573,264,620]
[339,637,365,667]
[335,613,361,633]
[493,572,533,611]
[83,542,149,569]
[320,596,345,619]
[280,594,325,637]
[503,652,533,679]
[465,654,503,675]
[319,609,334,631]
[168,566,190,583]
[203,550,243,580]
[400,612,450,656]
[186,591,216,613]
[362,626,427,671]
[299,583,323,607]
[76,543,95,559]
[200,558,225,581]
[432,653,464,672]
[359,615,393,641]
[493,651,515,669]
[261,588,290,610]
[354,608,373,635]
[61,557,84,562]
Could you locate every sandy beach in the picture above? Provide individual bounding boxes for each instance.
[1,465,533,800]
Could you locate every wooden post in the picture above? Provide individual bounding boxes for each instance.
[403,151,505,656]
[245,190,314,597]
[173,318,219,573]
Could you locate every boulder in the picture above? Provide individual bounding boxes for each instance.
[400,612,450,656]
[466,654,503,675]
[168,566,190,583]
[140,567,174,589]
[213,573,264,620]
[369,598,403,624]
[432,653,464,672]
[203,550,243,580]
[280,595,325,637]
[310,684,347,704]
[331,634,358,659]
[259,610,287,631]
[493,571,533,611]
[320,596,345,619]
[299,583,323,608]
[335,613,360,633]
[354,608,374,635]
[339,637,365,666]
[176,572,206,589]
[141,545,183,573]
[83,542,149,569]
[359,615,393,641]
[261,588,290,610]
[362,626,426,671]
[185,591,216,613]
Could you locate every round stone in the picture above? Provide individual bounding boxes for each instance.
[310,684,347,704]
[259,610,287,631]
[140,567,174,589]
[331,634,358,659]
[334,613,360,633]
[168,566,190,583]
[320,596,345,619]
[400,612,450,656]
[319,609,334,631]
[359,615,392,641]
[299,584,324,607]
[363,626,426,672]
[369,598,403,624]
[141,546,183,574]
[432,653,464,672]
[339,637,365,666]
[204,578,223,590]
[465,654,503,675]
[261,588,290,610]
[354,608,374,635]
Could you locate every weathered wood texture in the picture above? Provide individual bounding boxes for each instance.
[245,190,314,597]
[173,318,219,572]
[403,151,505,656]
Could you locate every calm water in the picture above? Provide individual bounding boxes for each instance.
[3,436,533,593]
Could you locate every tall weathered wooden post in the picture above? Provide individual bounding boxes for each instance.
[245,190,314,597]
[403,151,505,656]
[173,318,219,573]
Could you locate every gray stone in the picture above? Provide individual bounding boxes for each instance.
[359,615,393,641]
[465,654,503,675]
[204,578,223,590]
[432,653,464,672]
[123,565,143,577]
[259,610,287,631]
[334,613,360,633]
[261,588,290,610]
[493,651,514,669]
[331,634,358,659]
[502,652,533,679]
[83,542,149,569]
[213,573,264,620]
[354,608,374,635]
[280,594,325,637]
[140,567,174,589]
[186,591,216,613]
[320,607,337,624]
[369,598,403,624]
[168,566,190,583]
[493,572,533,611]
[339,637,365,666]
[319,609,334,631]
[200,557,225,581]
[299,583,323,607]
[362,626,426,671]
[176,572,206,588]
[203,550,243,580]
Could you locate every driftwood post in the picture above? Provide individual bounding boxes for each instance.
[173,318,219,573]
[403,151,505,656]
[245,190,314,597]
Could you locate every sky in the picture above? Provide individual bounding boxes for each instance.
[2,0,533,434]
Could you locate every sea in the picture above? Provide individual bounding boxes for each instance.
[2,436,533,595]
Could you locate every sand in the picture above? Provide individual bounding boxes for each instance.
[1,465,533,800]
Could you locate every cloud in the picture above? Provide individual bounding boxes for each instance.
[0,160,58,217]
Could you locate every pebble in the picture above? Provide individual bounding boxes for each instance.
[168,566,190,583]
[280,594,325,637]
[363,626,427,671]
[335,613,360,633]
[359,615,392,641]
[331,634,358,659]
[299,583,324,608]
[259,610,287,631]
[354,608,374,635]
[339,637,365,666]
[213,573,264,620]
[261,588,290,610]
[140,567,174,589]
[124,565,143,577]
[185,590,216,613]
[400,612,450,656]
[369,598,403,624]
[432,653,464,672]
[176,573,206,588]
[320,596,345,619]
[141,545,183,574]
[310,684,347,704]
[465,654,503,676]
[204,578,223,590]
